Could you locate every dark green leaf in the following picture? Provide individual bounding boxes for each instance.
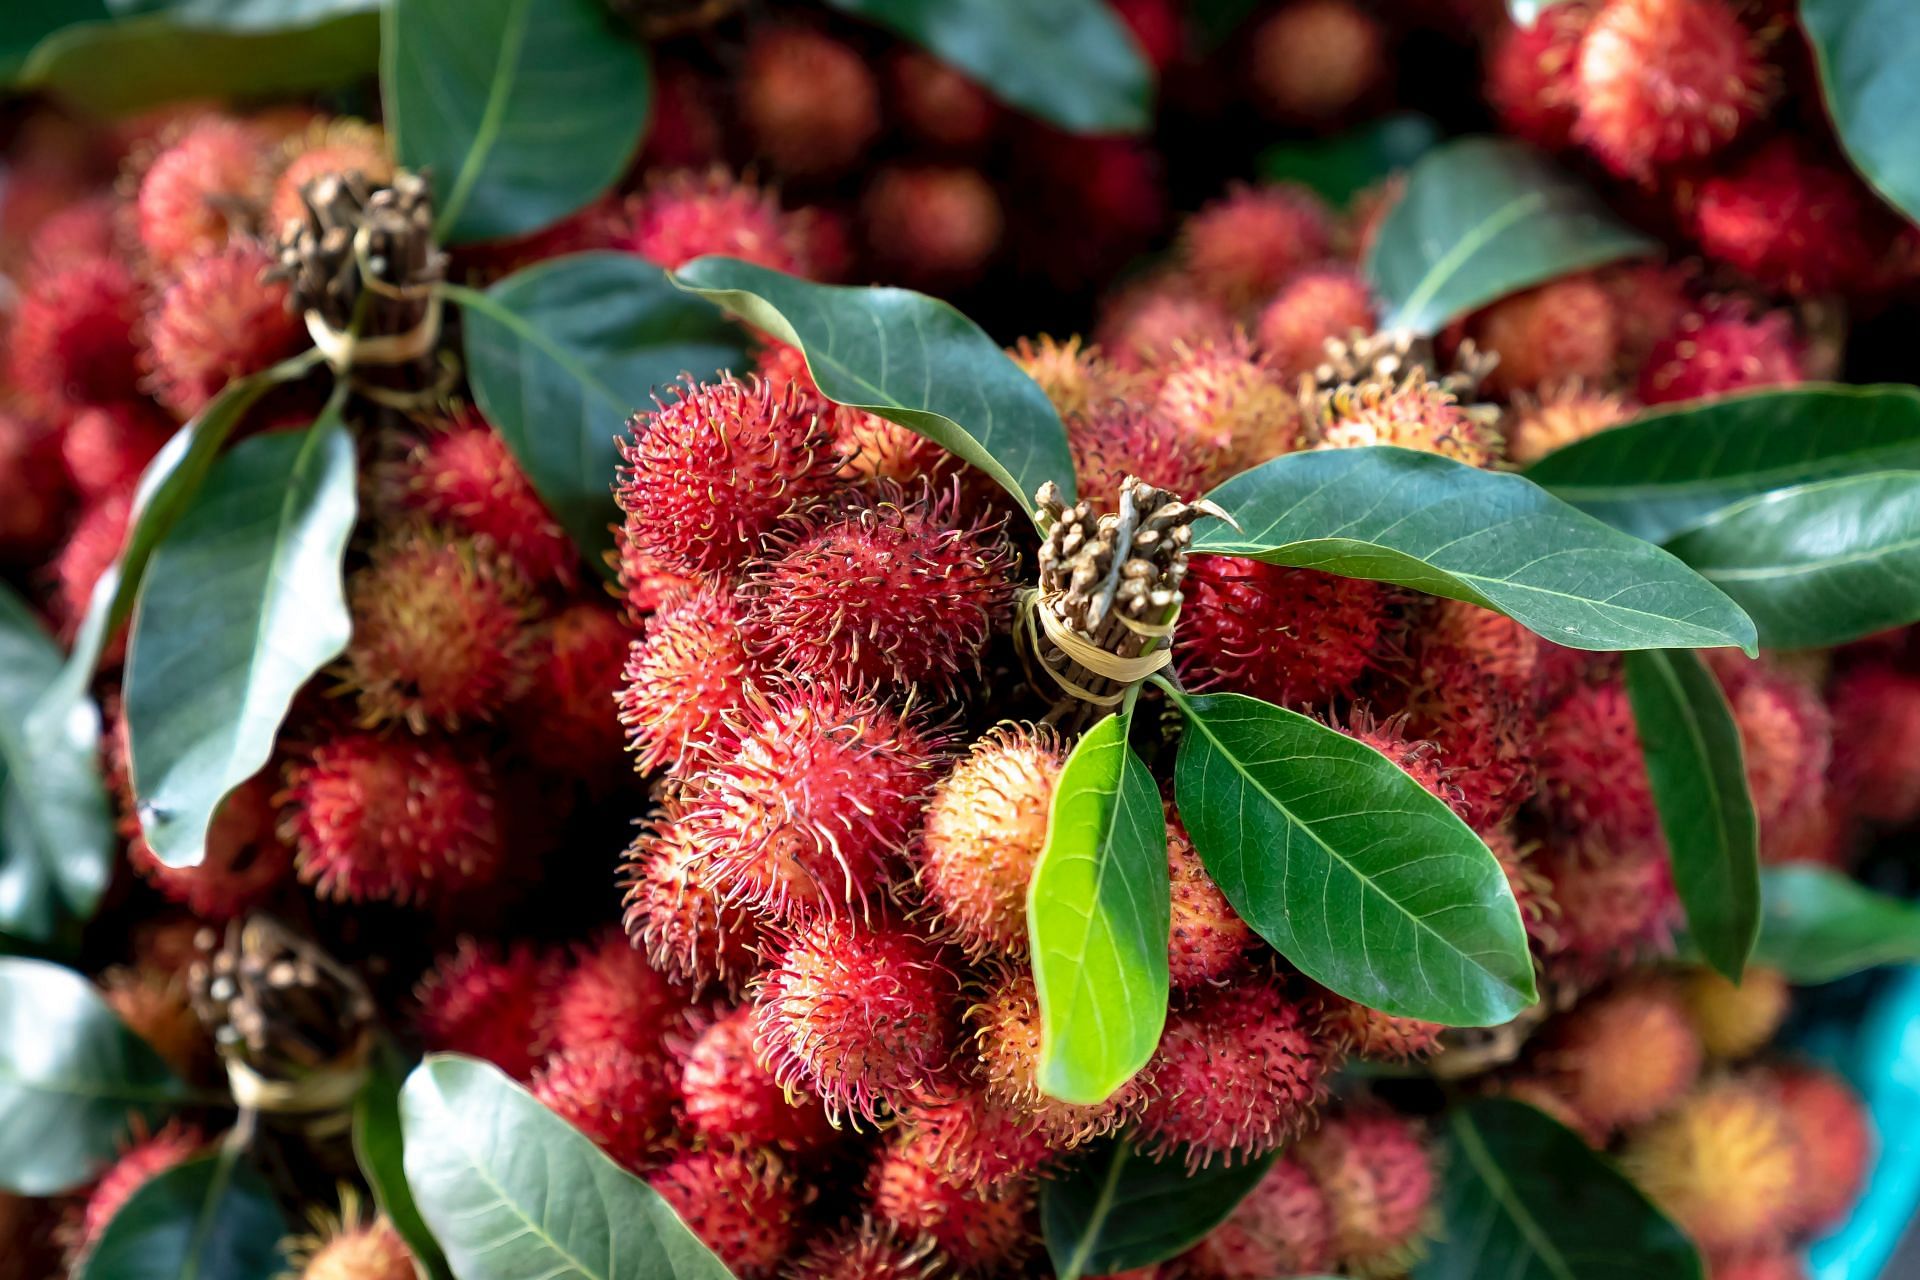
[1663,472,1920,650]
[1163,688,1536,1026]
[16,10,377,114]
[673,256,1077,516]
[1800,0,1920,223]
[0,582,112,945]
[1526,385,1920,544]
[1041,1140,1273,1279]
[1029,710,1169,1107]
[384,0,650,244]
[1622,650,1758,981]
[1418,1098,1702,1280]
[451,253,747,566]
[354,1048,451,1280]
[1365,137,1657,334]
[103,0,376,30]
[1751,865,1920,984]
[0,0,108,81]
[1198,447,1758,655]
[125,410,357,868]
[78,1148,288,1280]
[401,1054,733,1280]
[0,958,191,1195]
[1259,114,1442,205]
[822,0,1150,134]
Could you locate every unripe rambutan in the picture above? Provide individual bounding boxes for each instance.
[1095,277,1237,371]
[619,583,758,777]
[868,1135,1033,1273]
[1183,1155,1335,1280]
[1505,380,1634,466]
[1573,0,1772,181]
[392,412,577,587]
[8,256,143,411]
[615,169,816,275]
[1535,978,1702,1132]
[1068,401,1224,509]
[1681,966,1788,1060]
[1167,813,1255,988]
[1485,3,1595,151]
[969,968,1145,1147]
[1154,338,1300,474]
[1536,678,1658,844]
[1689,138,1881,296]
[54,490,131,640]
[1296,1108,1436,1276]
[133,117,270,268]
[682,1005,836,1152]
[1472,276,1620,396]
[279,731,502,903]
[1248,0,1386,121]
[1622,1077,1804,1254]
[649,1148,802,1280]
[1768,1065,1870,1233]
[616,373,840,579]
[1636,306,1803,406]
[68,1122,203,1262]
[620,810,760,987]
[1314,994,1444,1062]
[127,774,293,921]
[862,167,1003,288]
[1827,664,1920,825]
[143,238,305,416]
[1010,335,1137,421]
[513,602,630,771]
[891,1085,1055,1188]
[1532,836,1679,972]
[755,916,961,1124]
[415,938,561,1080]
[1176,556,1389,708]
[742,27,880,178]
[61,403,172,502]
[889,51,998,149]
[550,930,689,1059]
[788,1217,935,1280]
[0,411,68,561]
[532,1045,678,1170]
[267,121,393,234]
[1179,184,1334,313]
[1138,974,1324,1169]
[1254,266,1377,382]
[98,965,205,1078]
[337,526,537,731]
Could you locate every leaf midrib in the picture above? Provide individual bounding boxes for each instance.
[1058,1143,1132,1280]
[432,0,534,237]
[1389,188,1547,325]
[1452,1111,1577,1280]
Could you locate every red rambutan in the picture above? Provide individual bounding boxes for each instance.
[1636,304,1804,406]
[639,63,724,172]
[1485,2,1596,151]
[618,582,758,777]
[1314,994,1444,1062]
[1179,184,1334,313]
[512,602,631,772]
[862,166,1003,287]
[1681,965,1789,1060]
[1153,338,1300,475]
[1769,1064,1870,1233]
[742,27,880,178]
[128,775,292,921]
[1112,0,1184,70]
[648,1148,802,1280]
[1535,978,1703,1132]
[532,1045,678,1171]
[1069,401,1226,508]
[1254,265,1377,382]
[1717,658,1831,829]
[1295,1107,1437,1276]
[8,255,143,411]
[891,1085,1055,1188]
[53,490,131,639]
[1183,1155,1335,1280]
[614,169,817,276]
[1709,1253,1808,1280]
[1095,278,1237,371]
[393,411,577,587]
[143,238,305,417]
[1532,836,1680,972]
[133,117,270,268]
[1623,1076,1804,1254]
[1248,0,1386,122]
[969,968,1145,1147]
[0,411,69,561]
[682,1004,837,1153]
[788,1217,934,1280]
[415,938,561,1080]
[889,51,998,149]
[1690,137,1882,296]
[868,1136,1033,1274]
[1166,812,1255,988]
[67,1122,203,1263]
[1471,276,1620,396]
[1505,380,1634,466]
[1535,678,1659,844]
[549,929,689,1059]
[1176,556,1389,708]
[1827,664,1920,825]
[621,809,761,987]
[266,121,393,234]
[23,195,118,281]
[61,403,172,502]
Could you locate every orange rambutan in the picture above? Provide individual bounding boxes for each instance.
[143,238,305,416]
[1153,338,1300,475]
[8,255,143,411]
[285,1198,417,1280]
[1248,0,1386,122]
[969,968,1146,1148]
[648,1148,802,1280]
[1636,304,1804,405]
[1011,335,1137,421]
[1505,380,1634,466]
[682,1004,837,1153]
[1254,265,1377,382]
[133,117,270,268]
[1535,978,1703,1132]
[1295,1107,1437,1277]
[1827,664,1920,825]
[1179,183,1334,313]
[126,774,293,921]
[1471,276,1620,396]
[66,1122,203,1263]
[0,411,69,562]
[1769,1064,1871,1234]
[1681,966,1789,1060]
[1623,1076,1804,1254]
[392,411,577,588]
[742,27,880,178]
[868,1134,1034,1274]
[1306,368,1504,467]
[618,582,759,777]
[61,403,172,502]
[266,120,392,233]
[1167,812,1255,988]
[621,808,760,988]
[1485,2,1596,151]
[549,930,689,1059]
[415,938,561,1080]
[1176,556,1389,709]
[788,1217,935,1280]
[1095,277,1237,371]
[532,1045,678,1171]
[1183,1155,1335,1280]
[614,169,817,275]
[890,50,998,149]
[863,166,1002,287]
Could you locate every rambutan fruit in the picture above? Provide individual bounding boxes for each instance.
[1112,0,1184,70]
[267,120,393,234]
[862,166,1003,287]
[1095,277,1237,370]
[1178,183,1334,313]
[1709,1253,1808,1280]
[1532,836,1679,972]
[67,1122,203,1262]
[532,1046,678,1170]
[1010,131,1167,291]
[1636,305,1804,405]
[1314,994,1444,1062]
[1166,813,1255,988]
[337,526,537,732]
[1175,556,1389,709]
[1183,1155,1335,1280]
[23,195,118,281]
[1295,1108,1435,1276]
[1424,598,1541,692]
[615,373,840,579]
[284,1195,416,1280]
[1572,0,1773,181]
[512,602,631,771]
[614,169,816,276]
[619,582,758,777]
[127,774,293,921]
[1068,401,1224,508]
[549,930,689,1059]
[890,51,998,149]
[279,731,502,904]
[53,490,132,639]
[1535,978,1703,1132]
[1505,380,1634,466]
[1690,137,1882,296]
[620,809,760,987]
[1535,678,1659,844]
[648,1148,802,1280]
[98,965,205,1078]
[742,27,880,178]
[1823,664,1920,825]
[415,938,561,1080]
[788,1217,934,1280]
[835,411,961,487]
[61,403,172,502]
[891,1085,1055,1188]
[143,238,305,417]
[1599,261,1697,373]
[7,255,143,411]
[0,411,69,561]
[133,117,270,268]
[738,482,1015,692]
[1485,824,1556,941]
[969,968,1145,1147]
[1485,2,1595,151]
[1622,1077,1804,1254]
[1403,645,1539,829]
[392,412,577,587]
[675,685,946,920]
[1254,265,1377,382]
[1718,660,1830,828]
[754,916,961,1124]
[1010,335,1137,421]
[1472,276,1620,396]
[1306,365,1506,468]
[868,1135,1033,1274]
[1137,974,1324,1169]
[1248,0,1386,122]
[1681,966,1788,1060]
[1153,338,1300,474]
[640,63,724,171]
[682,1004,837,1153]
[1768,1064,1870,1233]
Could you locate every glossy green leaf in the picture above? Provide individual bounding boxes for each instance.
[354,1048,451,1280]
[384,0,650,244]
[1751,865,1920,984]
[672,255,1077,515]
[1664,472,1920,650]
[1259,114,1442,204]
[1041,1141,1274,1280]
[78,1148,288,1280]
[1418,1098,1702,1280]
[1030,710,1169,1107]
[103,0,376,30]
[451,253,747,565]
[125,410,357,869]
[0,582,112,946]
[1622,650,1758,981]
[822,0,1150,134]
[1198,447,1757,655]
[0,0,107,80]
[1801,0,1920,223]
[0,958,191,1195]
[1163,688,1536,1026]
[1526,385,1920,544]
[401,1055,734,1280]
[1365,137,1657,334]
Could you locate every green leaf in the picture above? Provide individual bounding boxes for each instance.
[1029,710,1169,1107]
[1365,137,1657,334]
[1663,472,1920,650]
[103,0,376,31]
[449,254,746,566]
[1418,1098,1702,1280]
[0,0,107,81]
[1162,688,1536,1027]
[0,958,191,1195]
[16,10,377,115]
[1750,865,1920,984]
[671,256,1078,516]
[384,0,650,244]
[0,582,112,946]
[1041,1141,1274,1280]
[125,409,358,869]
[1800,0,1920,224]
[355,1048,451,1280]
[1526,385,1920,544]
[1622,650,1758,981]
[821,0,1151,134]
[1198,447,1758,655]
[78,1147,288,1280]
[1259,114,1442,205]
[400,1054,734,1280]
